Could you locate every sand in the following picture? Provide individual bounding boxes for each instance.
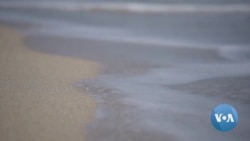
[0,26,99,141]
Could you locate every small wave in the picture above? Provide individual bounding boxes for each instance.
[219,46,250,61]
[0,2,250,13]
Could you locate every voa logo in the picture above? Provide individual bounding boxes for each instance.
[211,104,238,132]
[214,113,235,123]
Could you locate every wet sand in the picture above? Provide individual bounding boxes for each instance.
[0,26,99,141]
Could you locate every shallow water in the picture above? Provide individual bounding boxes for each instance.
[0,1,250,48]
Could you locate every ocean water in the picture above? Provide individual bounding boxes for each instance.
[0,0,250,48]
[1,0,250,4]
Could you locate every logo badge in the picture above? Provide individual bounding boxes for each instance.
[210,104,238,132]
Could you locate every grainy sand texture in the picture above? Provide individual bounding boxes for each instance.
[0,26,99,141]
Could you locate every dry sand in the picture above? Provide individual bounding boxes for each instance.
[0,26,99,141]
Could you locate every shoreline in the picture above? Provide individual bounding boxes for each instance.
[0,25,99,141]
[25,30,250,141]
[2,22,250,141]
[1,2,250,140]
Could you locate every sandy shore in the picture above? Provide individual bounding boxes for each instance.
[0,26,99,141]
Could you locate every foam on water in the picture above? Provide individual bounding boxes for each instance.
[81,61,250,141]
[26,25,250,61]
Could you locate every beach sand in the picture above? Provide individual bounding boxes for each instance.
[0,26,99,141]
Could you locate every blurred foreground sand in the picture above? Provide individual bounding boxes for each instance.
[0,26,99,141]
